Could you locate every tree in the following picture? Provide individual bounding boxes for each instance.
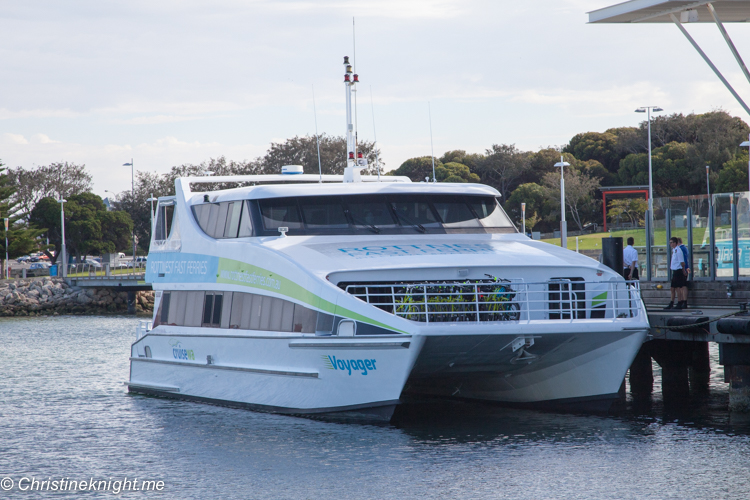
[505,182,548,230]
[436,162,479,183]
[717,152,749,193]
[608,198,648,227]
[0,162,42,260]
[439,150,484,172]
[475,144,530,201]
[542,168,602,232]
[564,131,621,174]
[261,134,381,175]
[617,142,695,196]
[518,148,561,186]
[29,197,63,263]
[8,162,93,217]
[31,194,133,264]
[390,157,443,182]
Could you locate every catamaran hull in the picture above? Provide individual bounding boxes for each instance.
[128,332,420,421]
[403,328,648,409]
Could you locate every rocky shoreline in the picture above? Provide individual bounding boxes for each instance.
[0,278,154,317]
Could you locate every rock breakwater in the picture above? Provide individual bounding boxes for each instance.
[0,278,154,317]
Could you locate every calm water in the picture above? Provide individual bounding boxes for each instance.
[2,316,750,499]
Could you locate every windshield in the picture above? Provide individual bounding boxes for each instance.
[254,194,515,236]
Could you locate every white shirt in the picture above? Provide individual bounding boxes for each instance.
[670,246,685,271]
[623,245,638,268]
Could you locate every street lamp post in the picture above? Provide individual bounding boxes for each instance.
[706,165,711,205]
[123,159,136,262]
[554,156,571,248]
[635,106,663,221]
[58,199,67,277]
[521,202,526,236]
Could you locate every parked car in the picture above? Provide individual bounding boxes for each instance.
[28,262,50,277]
[85,258,103,269]
[127,256,148,268]
[16,256,30,263]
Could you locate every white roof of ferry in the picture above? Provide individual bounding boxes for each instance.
[589,0,750,23]
[176,174,501,203]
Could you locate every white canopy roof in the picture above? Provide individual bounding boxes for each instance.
[589,0,750,23]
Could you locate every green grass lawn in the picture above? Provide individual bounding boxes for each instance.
[540,226,716,251]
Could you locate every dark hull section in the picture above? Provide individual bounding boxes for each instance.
[127,385,398,423]
[404,329,645,404]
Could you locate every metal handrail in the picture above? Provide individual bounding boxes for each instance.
[136,320,152,340]
[345,279,643,324]
[66,262,147,278]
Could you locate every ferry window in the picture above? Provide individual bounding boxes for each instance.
[154,205,175,241]
[345,198,398,227]
[259,198,303,230]
[300,198,349,229]
[168,291,187,326]
[162,290,321,333]
[220,292,232,328]
[212,203,231,238]
[293,304,317,333]
[316,312,335,334]
[156,292,171,327]
[184,291,205,327]
[223,202,242,238]
[237,201,253,237]
[469,197,512,227]
[192,204,211,234]
[203,292,223,327]
[433,198,482,228]
[391,199,440,227]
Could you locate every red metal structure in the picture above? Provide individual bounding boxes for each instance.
[600,185,649,232]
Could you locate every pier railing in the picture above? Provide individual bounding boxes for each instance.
[345,279,643,324]
[65,262,147,279]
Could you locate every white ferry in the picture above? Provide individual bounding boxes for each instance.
[127,59,649,421]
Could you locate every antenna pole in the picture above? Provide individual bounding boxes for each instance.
[429,101,436,182]
[312,85,323,183]
[370,86,380,181]
[352,18,358,161]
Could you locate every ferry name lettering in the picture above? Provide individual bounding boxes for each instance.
[219,269,281,290]
[326,355,376,375]
[336,243,494,257]
[152,260,209,275]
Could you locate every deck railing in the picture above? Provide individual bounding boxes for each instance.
[345,279,643,324]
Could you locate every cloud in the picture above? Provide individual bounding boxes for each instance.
[4,133,28,145]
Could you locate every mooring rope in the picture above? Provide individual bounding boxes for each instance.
[648,309,747,332]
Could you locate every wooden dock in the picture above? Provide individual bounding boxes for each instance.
[637,282,750,412]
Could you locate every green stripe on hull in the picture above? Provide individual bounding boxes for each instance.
[216,257,408,334]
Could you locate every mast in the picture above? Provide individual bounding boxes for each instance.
[343,56,362,182]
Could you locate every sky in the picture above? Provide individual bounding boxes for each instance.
[2,0,750,199]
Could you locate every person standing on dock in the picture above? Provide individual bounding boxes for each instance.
[677,237,690,309]
[623,237,639,280]
[664,237,687,310]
